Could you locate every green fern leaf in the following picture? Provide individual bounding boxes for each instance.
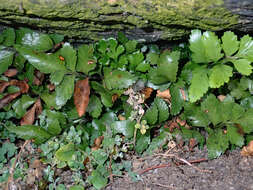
[209,64,233,88]
[189,66,209,102]
[221,31,239,56]
[232,59,253,76]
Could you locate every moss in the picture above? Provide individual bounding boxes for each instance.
[0,0,239,42]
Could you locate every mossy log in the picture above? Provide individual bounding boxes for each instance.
[0,0,252,42]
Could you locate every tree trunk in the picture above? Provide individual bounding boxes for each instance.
[0,0,252,42]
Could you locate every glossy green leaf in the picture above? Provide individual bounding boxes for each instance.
[207,129,229,159]
[143,104,158,125]
[146,52,159,65]
[0,142,17,162]
[202,31,223,62]
[221,31,239,56]
[240,97,253,109]
[128,51,144,71]
[183,103,210,127]
[135,131,150,154]
[170,82,186,115]
[41,91,60,110]
[16,28,53,51]
[7,125,51,144]
[91,81,113,107]
[145,131,168,155]
[236,109,253,133]
[227,125,244,147]
[12,95,35,118]
[154,97,169,123]
[135,60,150,72]
[0,28,15,47]
[58,43,77,71]
[0,47,14,75]
[55,75,75,108]
[76,44,96,74]
[104,68,137,90]
[55,143,75,162]
[236,35,253,59]
[201,94,222,126]
[189,66,209,102]
[209,64,233,88]
[86,95,102,118]
[15,45,67,74]
[112,120,135,138]
[50,71,66,86]
[189,30,207,63]
[232,59,252,76]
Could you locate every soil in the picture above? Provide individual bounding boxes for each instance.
[105,147,253,190]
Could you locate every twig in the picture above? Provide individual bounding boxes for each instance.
[139,163,171,175]
[5,140,30,190]
[152,182,174,189]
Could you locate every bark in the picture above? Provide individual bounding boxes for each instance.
[0,0,252,42]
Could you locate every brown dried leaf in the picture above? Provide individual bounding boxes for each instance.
[241,140,253,157]
[218,95,226,102]
[118,114,126,121]
[141,87,153,100]
[21,99,42,125]
[0,80,10,93]
[74,78,90,117]
[0,92,21,109]
[10,80,29,93]
[156,89,171,100]
[92,136,104,151]
[47,84,55,91]
[4,68,18,77]
[188,138,197,151]
[33,70,44,86]
[112,94,119,103]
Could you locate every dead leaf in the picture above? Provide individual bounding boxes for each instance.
[0,80,10,93]
[47,83,55,91]
[141,87,153,100]
[21,99,42,125]
[156,89,171,101]
[188,138,197,151]
[176,117,186,126]
[112,94,118,103]
[0,92,21,109]
[92,136,104,151]
[74,78,90,117]
[4,68,18,77]
[9,80,29,93]
[218,95,226,102]
[33,70,44,86]
[118,114,126,121]
[241,140,253,157]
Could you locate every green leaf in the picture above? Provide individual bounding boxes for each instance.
[189,29,207,63]
[236,109,253,133]
[135,60,150,72]
[117,31,128,44]
[76,44,96,74]
[55,143,75,162]
[15,45,67,74]
[221,31,239,56]
[91,81,113,107]
[7,125,51,144]
[50,71,66,86]
[86,95,102,118]
[201,94,222,126]
[128,51,144,71]
[189,66,209,102]
[146,52,159,65]
[135,132,150,154]
[69,185,84,190]
[58,43,77,71]
[49,33,64,44]
[154,97,169,123]
[90,170,107,190]
[0,47,14,75]
[157,50,180,82]
[104,68,137,90]
[55,75,75,108]
[227,125,244,147]
[145,131,168,155]
[16,28,53,51]
[236,35,253,59]
[0,28,15,47]
[107,38,125,60]
[143,104,158,125]
[125,40,138,53]
[170,83,186,115]
[92,149,108,166]
[232,59,252,76]
[12,95,35,118]
[202,31,223,62]
[0,142,17,162]
[41,91,60,110]
[207,129,229,159]
[112,120,135,138]
[183,103,210,127]
[209,64,233,88]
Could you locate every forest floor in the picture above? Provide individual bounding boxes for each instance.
[104,146,253,190]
